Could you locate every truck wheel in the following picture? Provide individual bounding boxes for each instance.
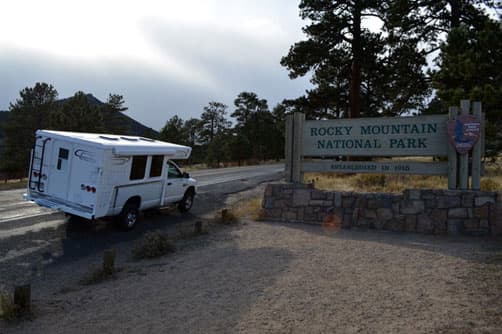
[178,190,194,213]
[119,202,140,230]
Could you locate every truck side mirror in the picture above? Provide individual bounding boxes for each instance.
[183,172,190,178]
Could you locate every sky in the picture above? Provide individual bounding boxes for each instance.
[0,0,312,130]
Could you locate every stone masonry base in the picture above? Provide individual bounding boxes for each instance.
[262,184,501,236]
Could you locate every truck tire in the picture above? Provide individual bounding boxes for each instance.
[118,202,140,230]
[178,189,194,213]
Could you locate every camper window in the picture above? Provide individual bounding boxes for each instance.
[130,156,147,180]
[57,148,69,170]
[149,155,163,178]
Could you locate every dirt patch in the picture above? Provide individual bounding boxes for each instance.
[2,216,502,333]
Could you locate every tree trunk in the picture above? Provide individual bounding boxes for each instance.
[350,3,362,119]
[350,62,361,118]
[449,0,461,28]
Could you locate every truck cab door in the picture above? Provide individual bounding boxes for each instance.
[163,161,186,204]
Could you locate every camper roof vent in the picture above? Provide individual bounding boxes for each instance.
[120,136,139,141]
[99,135,119,141]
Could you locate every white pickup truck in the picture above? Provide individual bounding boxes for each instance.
[25,130,197,229]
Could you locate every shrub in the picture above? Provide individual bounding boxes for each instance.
[0,292,18,321]
[481,178,501,191]
[132,231,175,260]
[218,209,238,225]
[230,197,264,221]
[353,174,386,189]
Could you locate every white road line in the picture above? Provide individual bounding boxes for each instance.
[0,211,58,224]
[0,219,64,239]
[0,201,34,211]
[0,245,48,264]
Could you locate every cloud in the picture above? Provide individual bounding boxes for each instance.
[0,0,311,129]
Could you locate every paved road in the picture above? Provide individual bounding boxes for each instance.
[0,163,284,225]
[0,164,283,288]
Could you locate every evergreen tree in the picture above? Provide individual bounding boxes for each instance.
[101,93,129,134]
[431,18,502,156]
[183,118,202,146]
[2,83,58,173]
[159,115,188,144]
[49,91,104,133]
[105,94,128,113]
[200,101,231,144]
[232,92,283,161]
[281,0,429,119]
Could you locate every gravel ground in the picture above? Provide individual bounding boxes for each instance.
[2,216,502,334]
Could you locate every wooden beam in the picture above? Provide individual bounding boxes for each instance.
[448,107,458,190]
[459,100,470,190]
[285,115,293,182]
[292,112,305,183]
[471,102,482,190]
[302,160,449,175]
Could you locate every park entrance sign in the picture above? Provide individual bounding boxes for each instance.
[285,100,484,190]
[304,115,448,157]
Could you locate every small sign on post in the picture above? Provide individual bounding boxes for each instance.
[447,115,481,154]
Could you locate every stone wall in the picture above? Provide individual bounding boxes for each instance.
[262,184,501,236]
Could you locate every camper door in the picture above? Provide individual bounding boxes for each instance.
[48,141,73,199]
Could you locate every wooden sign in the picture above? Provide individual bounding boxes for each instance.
[285,100,485,190]
[303,115,449,157]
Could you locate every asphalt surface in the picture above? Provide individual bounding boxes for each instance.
[0,164,284,289]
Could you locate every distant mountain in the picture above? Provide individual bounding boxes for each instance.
[0,94,159,139]
[58,94,160,138]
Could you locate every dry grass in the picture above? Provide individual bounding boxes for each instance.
[305,160,502,193]
[483,161,502,190]
[132,231,176,260]
[211,197,265,225]
[305,172,450,193]
[230,196,264,221]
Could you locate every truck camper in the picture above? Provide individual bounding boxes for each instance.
[25,130,197,229]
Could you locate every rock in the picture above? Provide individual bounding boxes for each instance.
[407,189,422,200]
[447,220,464,235]
[284,211,297,221]
[461,193,475,207]
[448,208,468,219]
[474,205,490,219]
[475,196,495,207]
[430,208,447,223]
[377,208,393,221]
[400,201,425,215]
[342,197,355,208]
[311,190,326,200]
[334,193,342,207]
[405,215,417,232]
[263,198,274,209]
[293,189,311,206]
[417,214,434,234]
[437,196,461,209]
